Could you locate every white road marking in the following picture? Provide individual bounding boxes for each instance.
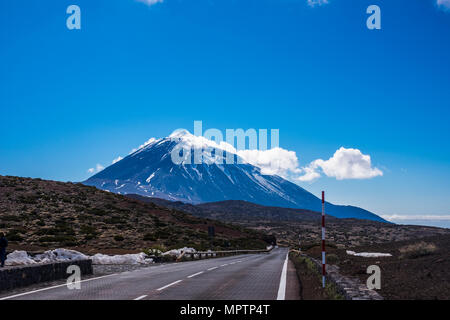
[220,264,228,267]
[207,267,218,271]
[187,271,204,278]
[0,273,118,300]
[156,280,182,291]
[134,295,147,300]
[277,251,289,300]
[229,262,236,265]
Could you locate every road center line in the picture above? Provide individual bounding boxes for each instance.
[187,271,204,278]
[276,251,289,300]
[156,280,182,291]
[0,273,119,300]
[207,266,218,271]
[220,264,228,267]
[134,295,147,300]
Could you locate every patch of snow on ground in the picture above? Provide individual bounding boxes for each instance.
[5,251,37,266]
[90,253,153,265]
[4,249,153,266]
[146,172,155,183]
[4,246,223,266]
[216,164,235,184]
[346,250,392,257]
[163,247,196,258]
[34,249,88,263]
[191,166,203,179]
[5,249,88,266]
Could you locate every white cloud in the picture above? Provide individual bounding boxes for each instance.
[87,163,105,175]
[112,156,123,164]
[237,148,302,178]
[296,166,321,182]
[307,0,329,7]
[168,131,382,182]
[381,214,450,221]
[167,130,303,179]
[437,0,450,10]
[132,131,382,183]
[137,0,163,6]
[239,146,382,182]
[299,147,383,181]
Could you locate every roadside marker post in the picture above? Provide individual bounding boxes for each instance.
[322,191,326,288]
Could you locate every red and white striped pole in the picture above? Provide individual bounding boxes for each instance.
[321,191,326,288]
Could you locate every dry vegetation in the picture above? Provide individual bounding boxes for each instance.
[129,194,450,249]
[399,241,438,259]
[289,251,344,300]
[304,235,450,300]
[0,175,269,254]
[235,219,450,248]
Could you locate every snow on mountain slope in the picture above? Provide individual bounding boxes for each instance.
[83,131,387,222]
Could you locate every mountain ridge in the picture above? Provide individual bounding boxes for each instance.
[84,132,388,223]
[126,195,339,222]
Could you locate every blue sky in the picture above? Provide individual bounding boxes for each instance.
[1,0,449,225]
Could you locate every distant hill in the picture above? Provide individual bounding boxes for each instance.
[126,195,450,249]
[0,175,270,254]
[127,195,338,223]
[84,131,387,223]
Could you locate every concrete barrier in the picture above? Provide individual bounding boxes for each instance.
[0,259,93,292]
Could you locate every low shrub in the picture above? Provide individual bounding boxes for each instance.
[326,253,339,264]
[143,233,157,241]
[7,233,24,242]
[289,251,344,300]
[114,235,124,241]
[399,242,437,259]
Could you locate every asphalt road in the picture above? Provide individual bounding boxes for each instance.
[0,247,297,300]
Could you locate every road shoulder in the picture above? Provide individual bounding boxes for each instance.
[285,257,300,300]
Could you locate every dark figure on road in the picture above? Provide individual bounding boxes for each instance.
[0,232,8,267]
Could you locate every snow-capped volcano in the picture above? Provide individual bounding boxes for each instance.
[83,131,386,222]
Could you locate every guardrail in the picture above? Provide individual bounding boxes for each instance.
[176,247,274,261]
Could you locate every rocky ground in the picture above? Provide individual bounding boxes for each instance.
[304,234,450,300]
[0,175,269,254]
[237,219,450,248]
